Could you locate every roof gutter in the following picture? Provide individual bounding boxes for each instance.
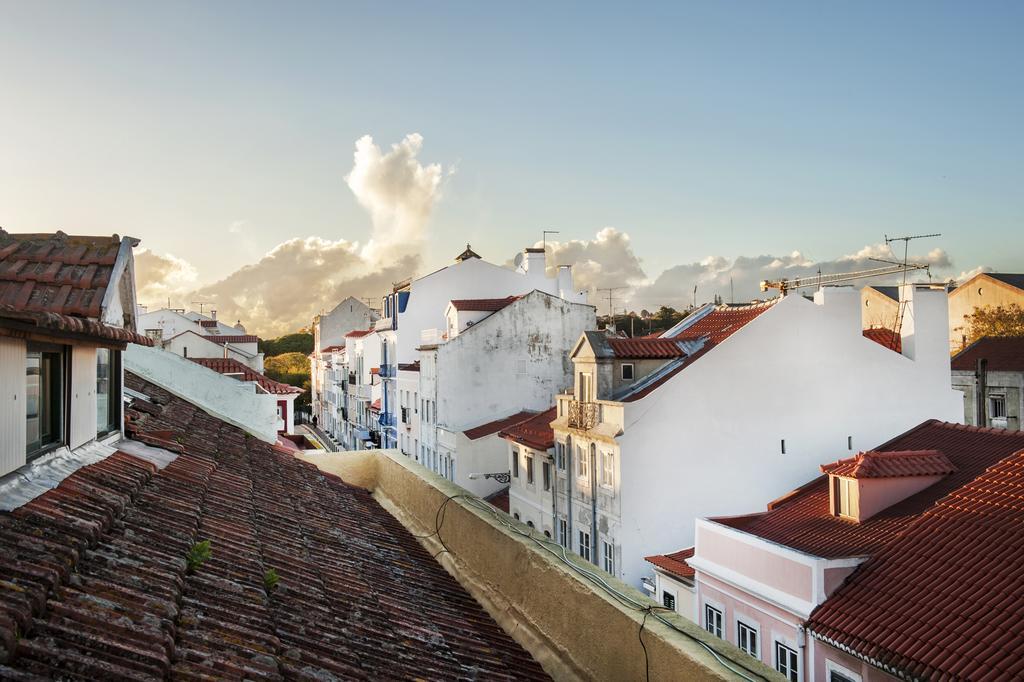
[806,628,920,682]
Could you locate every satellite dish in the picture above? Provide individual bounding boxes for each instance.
[513,252,525,270]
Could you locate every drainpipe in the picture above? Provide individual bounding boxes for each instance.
[566,438,574,548]
[550,450,558,540]
[976,358,988,426]
[590,446,599,567]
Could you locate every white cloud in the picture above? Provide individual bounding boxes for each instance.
[541,227,648,295]
[345,133,448,263]
[135,133,448,336]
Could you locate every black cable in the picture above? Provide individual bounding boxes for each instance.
[639,606,652,682]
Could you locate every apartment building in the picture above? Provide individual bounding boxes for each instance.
[375,244,586,448]
[948,272,1024,352]
[951,335,1023,431]
[137,307,264,371]
[341,328,382,450]
[0,230,153,480]
[677,420,1024,682]
[310,296,378,428]
[549,285,962,587]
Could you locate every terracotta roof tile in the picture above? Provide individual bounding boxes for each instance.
[0,231,153,346]
[951,336,1024,372]
[464,411,538,441]
[189,357,303,395]
[862,327,902,353]
[499,407,557,451]
[820,450,956,479]
[0,372,549,680]
[201,334,259,344]
[484,487,510,514]
[607,338,690,359]
[645,547,695,581]
[808,448,1024,681]
[344,329,374,338]
[449,296,520,312]
[717,421,1024,559]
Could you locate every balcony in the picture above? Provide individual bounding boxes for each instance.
[379,363,396,379]
[379,412,397,428]
[567,401,600,431]
[420,328,447,346]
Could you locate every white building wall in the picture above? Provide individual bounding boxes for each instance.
[0,336,27,477]
[138,309,204,340]
[612,287,962,586]
[69,345,99,450]
[317,297,378,350]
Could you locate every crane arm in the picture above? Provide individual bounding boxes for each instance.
[760,263,930,294]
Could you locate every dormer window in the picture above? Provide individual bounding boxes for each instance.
[621,363,634,380]
[821,450,956,523]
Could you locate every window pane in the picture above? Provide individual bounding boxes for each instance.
[96,349,111,432]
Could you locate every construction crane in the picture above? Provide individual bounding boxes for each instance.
[760,262,931,295]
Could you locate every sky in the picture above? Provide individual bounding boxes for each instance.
[1,2,1021,335]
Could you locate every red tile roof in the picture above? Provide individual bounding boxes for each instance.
[645,547,695,581]
[672,300,777,345]
[189,357,303,395]
[344,329,374,338]
[499,407,557,451]
[951,336,1024,372]
[464,410,538,440]
[607,338,690,359]
[0,230,153,346]
[398,361,420,372]
[201,334,259,344]
[862,327,902,353]
[370,398,381,410]
[449,296,520,312]
[808,448,1024,681]
[485,487,510,514]
[820,450,956,479]
[716,421,1024,558]
[619,300,778,402]
[0,372,549,680]
[321,344,345,352]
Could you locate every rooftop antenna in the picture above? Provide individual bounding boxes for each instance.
[191,301,213,314]
[693,285,698,309]
[730,277,734,304]
[596,286,626,319]
[881,232,942,348]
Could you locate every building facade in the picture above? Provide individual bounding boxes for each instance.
[951,336,1023,431]
[947,272,1024,353]
[549,285,963,588]
[310,296,378,429]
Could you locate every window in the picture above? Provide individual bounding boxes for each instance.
[514,512,520,521]
[578,531,591,561]
[527,520,534,529]
[704,604,723,638]
[621,363,634,380]
[775,642,799,681]
[826,661,861,682]
[780,439,786,454]
[559,519,568,547]
[990,394,1007,419]
[512,449,519,478]
[847,435,852,451]
[578,372,591,403]
[526,454,534,484]
[833,476,855,518]
[96,348,120,435]
[737,621,758,658]
[602,451,614,487]
[542,461,551,491]
[577,445,588,479]
[602,541,614,574]
[662,591,676,610]
[26,344,65,458]
[556,442,566,470]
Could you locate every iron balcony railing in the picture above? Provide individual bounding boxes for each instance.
[379,363,396,378]
[379,412,396,427]
[567,401,600,431]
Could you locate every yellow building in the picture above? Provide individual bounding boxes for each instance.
[947,273,1024,353]
[861,285,900,330]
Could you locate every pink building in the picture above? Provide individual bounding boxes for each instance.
[650,420,1024,681]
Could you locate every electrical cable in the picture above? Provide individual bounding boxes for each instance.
[415,491,767,681]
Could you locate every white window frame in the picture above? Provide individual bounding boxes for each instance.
[990,393,1007,419]
[512,448,520,479]
[602,540,614,574]
[601,451,615,488]
[576,445,588,480]
[559,519,568,548]
[774,641,800,682]
[662,589,676,611]
[526,454,534,485]
[736,619,760,658]
[704,603,723,638]
[835,476,855,518]
[825,660,862,682]
[621,362,634,380]
[578,530,591,561]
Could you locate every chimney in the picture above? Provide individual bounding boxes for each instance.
[557,265,573,300]
[812,285,860,335]
[211,309,217,321]
[899,284,949,369]
[523,248,546,278]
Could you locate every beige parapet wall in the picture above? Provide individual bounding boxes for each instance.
[296,449,778,682]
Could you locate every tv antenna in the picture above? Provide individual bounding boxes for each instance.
[880,232,942,347]
[191,301,213,314]
[596,286,626,319]
[542,230,560,251]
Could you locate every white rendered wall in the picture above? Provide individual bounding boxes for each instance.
[0,336,27,477]
[394,257,586,365]
[434,292,595,432]
[138,309,204,339]
[318,297,378,349]
[125,344,278,443]
[615,287,963,586]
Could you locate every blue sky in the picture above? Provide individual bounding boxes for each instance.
[1,2,1021,330]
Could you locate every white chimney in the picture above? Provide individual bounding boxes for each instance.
[900,284,949,368]
[211,309,217,321]
[557,265,573,300]
[523,248,546,278]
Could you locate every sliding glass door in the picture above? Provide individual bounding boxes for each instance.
[26,344,65,458]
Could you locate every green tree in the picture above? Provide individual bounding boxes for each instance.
[259,332,314,357]
[264,352,310,389]
[966,304,1024,344]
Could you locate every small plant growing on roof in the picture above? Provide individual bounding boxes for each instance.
[186,540,212,574]
[263,568,280,592]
